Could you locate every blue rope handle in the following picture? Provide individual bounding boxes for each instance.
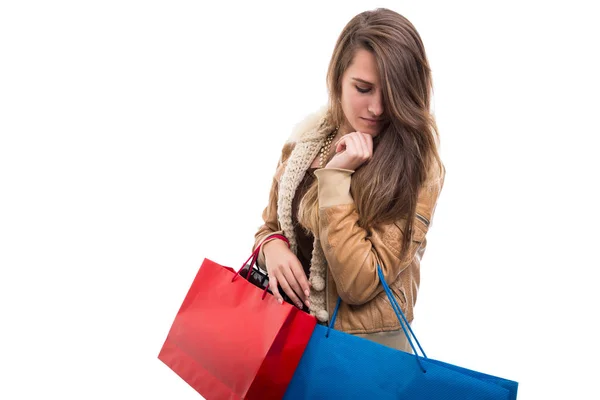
[326,264,429,373]
[376,265,427,359]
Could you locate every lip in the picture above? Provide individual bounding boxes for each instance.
[362,117,380,125]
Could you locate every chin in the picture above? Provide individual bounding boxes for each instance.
[361,127,380,137]
[354,121,381,136]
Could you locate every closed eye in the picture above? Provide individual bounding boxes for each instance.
[355,85,371,94]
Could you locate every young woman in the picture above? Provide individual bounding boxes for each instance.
[253,8,445,352]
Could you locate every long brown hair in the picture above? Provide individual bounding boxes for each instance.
[298,8,442,256]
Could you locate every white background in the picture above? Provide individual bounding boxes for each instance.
[1,1,599,399]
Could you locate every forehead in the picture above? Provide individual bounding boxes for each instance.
[344,48,380,84]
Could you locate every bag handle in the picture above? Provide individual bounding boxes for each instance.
[327,264,428,373]
[231,234,290,298]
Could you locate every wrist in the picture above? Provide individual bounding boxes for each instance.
[262,237,288,256]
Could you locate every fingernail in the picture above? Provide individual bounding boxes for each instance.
[278,298,283,304]
[297,303,303,309]
[305,300,310,307]
[304,289,310,297]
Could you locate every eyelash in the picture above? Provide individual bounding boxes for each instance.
[355,85,371,94]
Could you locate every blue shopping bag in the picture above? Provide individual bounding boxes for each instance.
[284,265,518,399]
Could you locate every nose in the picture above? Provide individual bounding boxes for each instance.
[368,93,383,117]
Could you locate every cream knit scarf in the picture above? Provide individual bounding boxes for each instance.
[277,110,336,323]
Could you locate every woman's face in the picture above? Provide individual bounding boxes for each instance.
[339,48,385,137]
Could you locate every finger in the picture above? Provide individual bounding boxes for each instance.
[279,269,302,308]
[353,132,371,160]
[268,275,284,304]
[354,132,369,157]
[281,266,306,308]
[280,264,304,301]
[334,135,348,153]
[359,132,372,159]
[289,260,311,307]
[347,133,364,158]
[364,132,373,156]
[333,132,349,149]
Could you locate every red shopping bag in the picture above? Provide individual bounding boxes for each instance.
[158,237,317,399]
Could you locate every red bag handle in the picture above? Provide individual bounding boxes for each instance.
[232,234,290,283]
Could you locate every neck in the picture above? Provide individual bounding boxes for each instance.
[338,120,353,136]
[331,121,351,144]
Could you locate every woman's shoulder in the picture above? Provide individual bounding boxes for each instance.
[422,155,446,190]
[279,142,296,164]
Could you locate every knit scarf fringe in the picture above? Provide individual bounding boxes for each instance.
[277,113,336,323]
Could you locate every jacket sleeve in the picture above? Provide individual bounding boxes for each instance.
[252,143,294,269]
[314,166,445,305]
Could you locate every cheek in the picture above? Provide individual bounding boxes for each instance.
[342,91,364,118]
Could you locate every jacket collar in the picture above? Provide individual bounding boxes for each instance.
[287,106,333,144]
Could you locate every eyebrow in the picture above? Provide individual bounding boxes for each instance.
[352,77,375,86]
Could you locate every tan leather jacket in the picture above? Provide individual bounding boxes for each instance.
[254,121,445,335]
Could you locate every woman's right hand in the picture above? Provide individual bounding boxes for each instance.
[263,239,311,309]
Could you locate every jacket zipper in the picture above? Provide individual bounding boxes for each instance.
[391,286,407,306]
[416,213,430,227]
[326,267,330,326]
